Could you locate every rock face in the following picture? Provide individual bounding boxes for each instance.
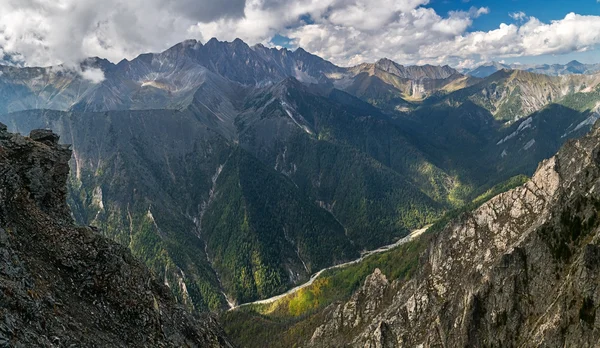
[0,125,232,347]
[372,59,458,80]
[309,122,600,347]
[310,268,391,346]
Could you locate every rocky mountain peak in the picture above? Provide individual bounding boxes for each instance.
[487,61,509,68]
[177,38,203,51]
[275,76,307,91]
[567,60,585,67]
[29,129,60,145]
[0,126,73,224]
[80,56,116,73]
[372,58,459,80]
[205,37,221,46]
[374,57,394,65]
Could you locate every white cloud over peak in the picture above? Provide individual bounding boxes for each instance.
[0,0,244,67]
[190,3,600,67]
[455,58,477,70]
[80,67,105,84]
[0,0,599,70]
[282,4,490,66]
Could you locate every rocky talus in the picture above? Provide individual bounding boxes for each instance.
[0,124,232,347]
[309,122,600,347]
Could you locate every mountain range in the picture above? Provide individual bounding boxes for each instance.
[466,60,600,78]
[1,37,600,320]
[3,37,600,347]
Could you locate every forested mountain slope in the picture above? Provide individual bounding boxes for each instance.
[223,119,600,348]
[2,39,600,315]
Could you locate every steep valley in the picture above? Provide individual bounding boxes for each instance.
[3,38,600,347]
[222,117,600,348]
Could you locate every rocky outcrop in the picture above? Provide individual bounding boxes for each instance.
[0,124,232,347]
[310,268,391,346]
[309,122,600,347]
[372,59,458,80]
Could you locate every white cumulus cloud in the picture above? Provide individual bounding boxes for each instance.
[421,13,600,64]
[0,0,599,70]
[80,67,105,83]
[509,11,527,21]
[0,0,244,68]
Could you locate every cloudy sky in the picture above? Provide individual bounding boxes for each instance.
[1,0,599,69]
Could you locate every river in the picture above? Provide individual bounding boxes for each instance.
[229,225,430,311]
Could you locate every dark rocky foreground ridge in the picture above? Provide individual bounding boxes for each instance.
[304,121,600,346]
[0,124,232,347]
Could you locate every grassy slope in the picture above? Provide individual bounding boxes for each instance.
[221,235,431,348]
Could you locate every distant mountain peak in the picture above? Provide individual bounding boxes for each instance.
[375,57,396,64]
[181,38,201,46]
[81,56,115,71]
[163,39,203,56]
[566,59,584,66]
[270,76,307,95]
[370,58,458,80]
[468,59,600,77]
[231,38,247,47]
[491,61,510,68]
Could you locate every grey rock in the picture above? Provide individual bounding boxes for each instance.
[0,129,233,347]
[29,128,60,145]
[308,122,600,347]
